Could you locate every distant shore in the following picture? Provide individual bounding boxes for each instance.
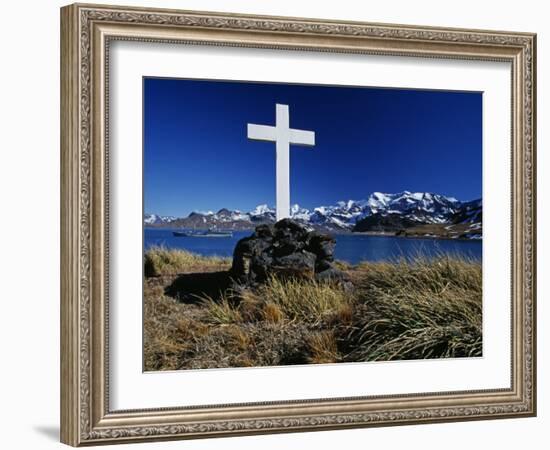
[349,230,482,242]
[144,225,482,241]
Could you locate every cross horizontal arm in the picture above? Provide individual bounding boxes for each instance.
[290,129,315,146]
[247,124,276,142]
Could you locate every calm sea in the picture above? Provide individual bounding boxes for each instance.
[144,228,482,264]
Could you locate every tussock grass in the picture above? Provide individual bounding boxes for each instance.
[261,302,285,323]
[254,275,351,325]
[143,284,210,371]
[143,250,482,371]
[194,275,351,326]
[144,246,231,277]
[345,256,482,360]
[306,330,341,364]
[354,254,481,294]
[199,293,243,325]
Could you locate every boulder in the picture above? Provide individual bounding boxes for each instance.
[231,219,347,285]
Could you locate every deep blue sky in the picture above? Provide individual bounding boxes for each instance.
[144,78,482,217]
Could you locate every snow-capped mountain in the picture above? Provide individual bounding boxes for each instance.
[145,191,482,238]
[351,193,481,238]
[144,213,176,225]
[250,204,273,217]
[450,198,482,224]
[303,191,464,230]
[212,208,250,222]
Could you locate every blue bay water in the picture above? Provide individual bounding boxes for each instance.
[144,228,482,264]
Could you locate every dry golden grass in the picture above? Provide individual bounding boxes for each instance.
[144,246,231,277]
[306,330,341,364]
[224,325,251,350]
[238,290,264,322]
[262,302,285,323]
[143,283,210,371]
[329,302,355,327]
[143,250,482,371]
[255,275,351,325]
[346,255,482,360]
[199,293,243,325]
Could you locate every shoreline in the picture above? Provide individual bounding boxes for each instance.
[347,230,482,242]
[144,226,482,242]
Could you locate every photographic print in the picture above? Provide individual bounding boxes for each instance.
[143,77,483,372]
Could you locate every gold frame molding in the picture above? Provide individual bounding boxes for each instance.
[60,3,537,446]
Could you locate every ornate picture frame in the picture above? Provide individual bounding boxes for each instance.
[60,3,536,446]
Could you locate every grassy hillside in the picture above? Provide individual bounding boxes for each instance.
[144,247,482,371]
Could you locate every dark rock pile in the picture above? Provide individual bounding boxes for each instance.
[231,218,346,285]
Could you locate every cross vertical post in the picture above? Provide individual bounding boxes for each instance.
[247,104,315,221]
[275,104,290,222]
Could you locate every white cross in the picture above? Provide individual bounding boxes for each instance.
[247,104,315,221]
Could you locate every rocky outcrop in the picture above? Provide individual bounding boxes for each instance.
[353,213,418,232]
[231,219,346,285]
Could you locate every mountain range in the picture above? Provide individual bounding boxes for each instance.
[144,191,482,239]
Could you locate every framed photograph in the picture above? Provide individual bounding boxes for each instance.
[60,3,537,446]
